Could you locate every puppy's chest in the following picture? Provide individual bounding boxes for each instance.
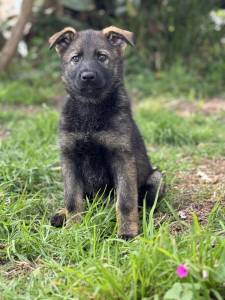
[62,105,114,132]
[74,132,102,151]
[59,106,129,154]
[75,138,104,158]
[60,128,113,154]
[60,109,117,148]
[60,117,113,154]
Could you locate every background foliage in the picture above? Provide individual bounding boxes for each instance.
[1,0,225,100]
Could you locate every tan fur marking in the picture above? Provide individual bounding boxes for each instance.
[55,207,68,217]
[117,209,139,237]
[53,208,83,227]
[94,131,129,150]
[65,212,83,227]
[49,27,76,48]
[115,158,139,237]
[102,26,135,46]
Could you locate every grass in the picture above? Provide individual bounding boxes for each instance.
[0,53,225,299]
[0,52,63,105]
[0,92,224,299]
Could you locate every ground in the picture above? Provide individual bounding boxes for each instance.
[0,91,225,299]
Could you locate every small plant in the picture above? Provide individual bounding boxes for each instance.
[164,282,201,300]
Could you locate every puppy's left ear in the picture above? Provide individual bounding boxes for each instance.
[102,26,135,48]
[49,27,77,55]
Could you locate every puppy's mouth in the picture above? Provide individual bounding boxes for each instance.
[76,82,106,94]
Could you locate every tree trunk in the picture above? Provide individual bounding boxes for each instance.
[0,0,33,72]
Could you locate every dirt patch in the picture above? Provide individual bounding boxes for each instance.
[155,158,225,234]
[0,243,8,249]
[172,158,225,226]
[168,97,225,117]
[201,98,225,115]
[0,128,10,140]
[169,101,196,117]
[0,104,44,116]
[5,261,36,279]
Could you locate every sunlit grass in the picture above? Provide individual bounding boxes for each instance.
[0,98,224,299]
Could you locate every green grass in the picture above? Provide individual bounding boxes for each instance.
[125,60,225,99]
[0,52,63,105]
[0,93,224,299]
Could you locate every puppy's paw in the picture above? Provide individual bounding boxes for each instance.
[50,208,68,228]
[65,213,83,227]
[117,233,137,240]
[117,222,138,240]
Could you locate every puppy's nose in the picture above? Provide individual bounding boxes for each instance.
[80,71,96,82]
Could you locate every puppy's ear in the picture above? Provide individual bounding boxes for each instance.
[102,26,135,48]
[49,27,77,55]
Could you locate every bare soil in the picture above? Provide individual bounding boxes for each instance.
[167,97,225,117]
[172,158,225,225]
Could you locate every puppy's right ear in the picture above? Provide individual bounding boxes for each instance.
[49,27,77,55]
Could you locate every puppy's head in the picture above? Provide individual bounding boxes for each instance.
[49,26,134,102]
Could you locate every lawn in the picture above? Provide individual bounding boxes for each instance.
[0,76,225,299]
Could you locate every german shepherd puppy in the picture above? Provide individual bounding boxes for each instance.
[49,26,165,239]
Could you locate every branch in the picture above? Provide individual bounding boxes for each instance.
[0,0,34,72]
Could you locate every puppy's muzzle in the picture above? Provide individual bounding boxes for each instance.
[80,71,96,83]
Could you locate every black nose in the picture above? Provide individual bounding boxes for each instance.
[80,71,96,82]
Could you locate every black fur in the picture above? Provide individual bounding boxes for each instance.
[50,27,165,238]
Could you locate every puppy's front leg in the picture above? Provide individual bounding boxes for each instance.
[51,155,84,227]
[112,153,139,239]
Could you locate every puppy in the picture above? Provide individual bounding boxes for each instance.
[49,26,165,238]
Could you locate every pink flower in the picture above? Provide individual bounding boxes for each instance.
[176,264,188,278]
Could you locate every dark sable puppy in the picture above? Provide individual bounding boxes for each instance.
[49,26,165,238]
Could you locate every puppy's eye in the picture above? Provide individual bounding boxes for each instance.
[97,53,108,63]
[71,54,81,63]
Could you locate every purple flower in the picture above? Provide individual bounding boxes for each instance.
[176,264,188,278]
